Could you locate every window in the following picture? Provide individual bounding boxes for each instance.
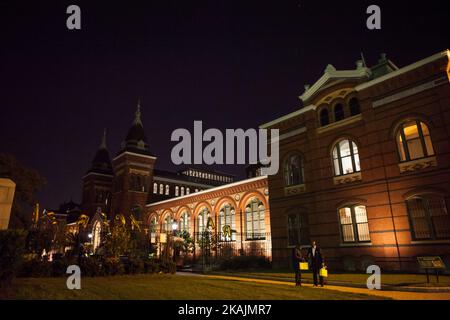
[197,208,209,239]
[162,215,173,233]
[338,205,371,243]
[149,216,158,233]
[407,196,450,240]
[397,120,434,162]
[287,213,309,247]
[186,187,190,195]
[349,97,360,116]
[179,211,190,234]
[320,108,330,126]
[334,103,345,121]
[245,198,266,240]
[175,186,179,196]
[218,204,236,241]
[92,221,101,252]
[181,187,185,196]
[159,184,164,194]
[165,185,170,195]
[284,153,304,186]
[332,139,360,176]
[153,183,158,194]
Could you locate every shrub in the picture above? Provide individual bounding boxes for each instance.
[19,257,52,277]
[80,256,103,277]
[159,259,176,274]
[219,255,271,270]
[144,259,160,274]
[0,230,27,287]
[123,256,144,274]
[102,257,124,276]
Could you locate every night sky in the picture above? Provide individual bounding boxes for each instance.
[1,0,448,209]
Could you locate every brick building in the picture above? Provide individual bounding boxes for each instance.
[261,50,450,272]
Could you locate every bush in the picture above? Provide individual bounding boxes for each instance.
[123,256,144,274]
[159,259,176,274]
[80,256,103,277]
[144,259,160,274]
[219,255,271,270]
[102,257,124,276]
[19,257,53,277]
[0,230,27,287]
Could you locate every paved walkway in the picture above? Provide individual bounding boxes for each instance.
[182,273,450,300]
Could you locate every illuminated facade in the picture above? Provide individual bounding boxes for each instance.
[261,50,450,271]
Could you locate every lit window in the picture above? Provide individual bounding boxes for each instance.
[153,183,158,194]
[179,211,190,234]
[284,153,304,186]
[334,103,345,121]
[197,208,209,239]
[245,198,266,240]
[181,187,185,196]
[320,108,329,126]
[332,139,360,176]
[149,216,158,233]
[397,120,434,162]
[195,189,199,192]
[407,196,450,240]
[186,187,190,194]
[349,97,360,116]
[338,205,370,243]
[92,221,102,252]
[219,204,236,241]
[165,185,170,195]
[159,184,164,194]
[162,215,173,233]
[175,186,179,196]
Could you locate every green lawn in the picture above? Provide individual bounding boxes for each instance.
[2,274,387,300]
[211,270,450,287]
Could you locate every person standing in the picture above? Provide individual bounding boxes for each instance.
[307,241,324,287]
[292,244,303,286]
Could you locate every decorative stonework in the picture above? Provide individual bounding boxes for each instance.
[234,194,240,201]
[398,156,437,173]
[264,188,269,196]
[284,184,306,196]
[333,172,362,185]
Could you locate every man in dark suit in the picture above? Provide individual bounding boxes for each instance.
[291,244,303,286]
[307,241,324,287]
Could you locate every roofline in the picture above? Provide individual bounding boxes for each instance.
[112,151,157,161]
[153,175,215,188]
[82,172,114,179]
[355,50,449,92]
[259,104,316,129]
[299,68,370,102]
[146,175,267,208]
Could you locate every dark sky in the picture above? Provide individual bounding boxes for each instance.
[1,0,449,209]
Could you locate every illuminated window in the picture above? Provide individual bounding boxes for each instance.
[186,187,190,194]
[175,186,179,196]
[339,205,370,243]
[320,108,329,126]
[180,187,185,196]
[407,196,450,240]
[284,153,304,186]
[245,199,266,240]
[197,208,209,239]
[332,139,360,176]
[179,211,190,234]
[149,216,158,233]
[159,184,164,194]
[153,183,158,194]
[349,97,360,116]
[165,185,170,195]
[397,120,434,162]
[218,204,236,241]
[92,221,102,252]
[334,103,344,121]
[162,215,173,233]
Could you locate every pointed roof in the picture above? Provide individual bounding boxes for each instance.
[120,100,151,155]
[87,129,113,175]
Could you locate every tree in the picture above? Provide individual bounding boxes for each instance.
[0,153,46,229]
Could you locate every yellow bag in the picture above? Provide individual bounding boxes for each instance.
[319,267,328,278]
[299,262,308,270]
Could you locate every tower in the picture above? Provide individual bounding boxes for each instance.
[111,101,157,222]
[81,129,114,218]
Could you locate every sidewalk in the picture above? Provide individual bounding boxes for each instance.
[180,273,450,300]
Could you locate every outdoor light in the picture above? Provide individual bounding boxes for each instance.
[172,221,178,231]
[88,233,93,239]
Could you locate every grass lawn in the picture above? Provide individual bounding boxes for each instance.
[2,274,387,300]
[211,270,450,287]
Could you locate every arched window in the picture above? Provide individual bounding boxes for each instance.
[175,186,179,196]
[219,203,236,241]
[245,198,266,240]
[406,195,450,240]
[165,185,170,195]
[162,215,173,233]
[283,153,304,186]
[338,205,370,243]
[287,211,309,247]
[332,139,360,176]
[334,103,345,121]
[159,184,164,195]
[186,187,190,195]
[397,120,435,162]
[349,97,361,116]
[197,207,209,239]
[149,216,158,233]
[181,187,185,196]
[179,211,190,233]
[319,108,330,126]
